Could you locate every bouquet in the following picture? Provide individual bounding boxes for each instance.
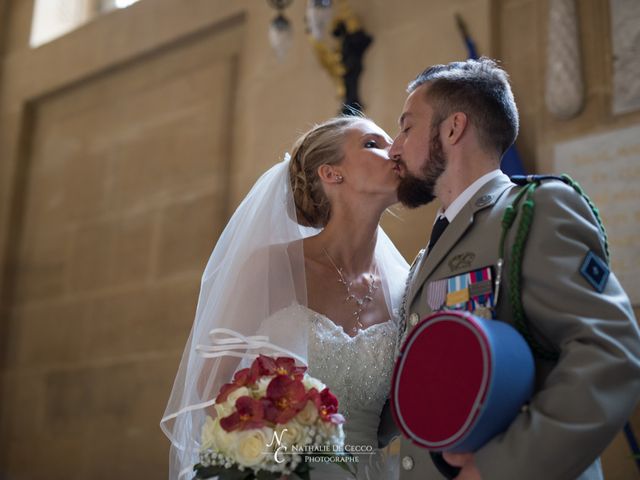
[194,355,356,479]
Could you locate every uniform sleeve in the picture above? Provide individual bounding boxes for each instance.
[475,181,640,479]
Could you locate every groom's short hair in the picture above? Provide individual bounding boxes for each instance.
[409,57,519,158]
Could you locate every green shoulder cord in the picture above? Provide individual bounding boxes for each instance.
[498,174,610,362]
[560,174,610,263]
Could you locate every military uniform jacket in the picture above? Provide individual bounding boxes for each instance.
[396,173,640,480]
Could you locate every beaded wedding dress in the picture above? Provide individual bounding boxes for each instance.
[258,304,400,480]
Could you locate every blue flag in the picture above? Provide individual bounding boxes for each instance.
[455,15,525,176]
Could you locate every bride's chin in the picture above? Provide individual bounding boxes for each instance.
[343,191,398,215]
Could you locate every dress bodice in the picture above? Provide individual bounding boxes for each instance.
[306,308,397,446]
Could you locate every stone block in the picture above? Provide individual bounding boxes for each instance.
[61,149,110,222]
[34,357,177,467]
[156,193,225,277]
[109,134,166,211]
[68,219,113,293]
[2,436,89,480]
[37,356,177,477]
[13,222,69,304]
[86,291,134,361]
[0,371,43,442]
[1,308,21,368]
[7,300,89,369]
[84,425,169,479]
[136,279,199,353]
[20,163,70,237]
[87,278,197,360]
[91,357,179,431]
[110,211,155,286]
[43,367,98,438]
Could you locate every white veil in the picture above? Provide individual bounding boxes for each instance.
[160,155,408,479]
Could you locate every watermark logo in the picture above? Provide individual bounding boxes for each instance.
[265,428,288,463]
[263,429,368,464]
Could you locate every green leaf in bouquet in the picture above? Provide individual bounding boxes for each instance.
[292,458,312,480]
[193,463,254,480]
[254,470,279,480]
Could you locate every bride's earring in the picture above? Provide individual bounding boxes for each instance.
[335,175,343,184]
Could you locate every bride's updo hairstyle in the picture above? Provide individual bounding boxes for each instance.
[289,115,367,228]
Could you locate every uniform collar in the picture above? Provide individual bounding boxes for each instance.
[437,169,503,223]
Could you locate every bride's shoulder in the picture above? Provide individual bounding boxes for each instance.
[239,240,305,276]
[266,303,310,320]
[257,303,313,338]
[248,239,304,260]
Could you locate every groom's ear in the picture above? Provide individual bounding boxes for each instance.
[317,164,342,184]
[443,112,468,146]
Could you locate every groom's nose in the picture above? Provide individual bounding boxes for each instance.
[389,136,402,161]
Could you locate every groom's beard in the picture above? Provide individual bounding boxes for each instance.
[397,131,447,209]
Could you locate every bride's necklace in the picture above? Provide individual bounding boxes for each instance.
[322,248,378,332]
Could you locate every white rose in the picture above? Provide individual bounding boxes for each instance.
[227,386,250,405]
[317,419,343,442]
[211,417,234,455]
[302,374,326,392]
[200,416,217,451]
[295,400,318,426]
[254,376,273,397]
[214,401,232,419]
[276,419,306,447]
[230,427,273,467]
[214,386,250,418]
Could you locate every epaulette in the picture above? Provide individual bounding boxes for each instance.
[509,174,569,186]
[509,175,608,262]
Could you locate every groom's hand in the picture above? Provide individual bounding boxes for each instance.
[442,452,482,480]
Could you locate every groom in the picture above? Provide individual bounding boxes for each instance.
[386,58,640,479]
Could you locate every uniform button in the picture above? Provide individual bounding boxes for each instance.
[409,313,419,326]
[402,455,414,471]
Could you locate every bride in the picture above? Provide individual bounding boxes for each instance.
[161,115,409,479]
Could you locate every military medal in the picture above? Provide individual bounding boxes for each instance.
[435,265,497,318]
[427,279,447,311]
[468,266,495,319]
[446,273,472,310]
